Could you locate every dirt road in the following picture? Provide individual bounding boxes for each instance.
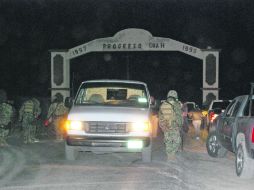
[0,132,253,190]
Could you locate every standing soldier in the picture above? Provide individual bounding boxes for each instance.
[159,90,183,160]
[31,98,41,142]
[47,93,68,141]
[0,89,14,146]
[19,97,41,144]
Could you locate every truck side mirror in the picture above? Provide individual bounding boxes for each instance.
[65,97,73,108]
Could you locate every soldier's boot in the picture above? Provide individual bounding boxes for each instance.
[24,136,29,144]
[28,137,34,143]
[56,134,63,141]
[167,154,176,161]
[31,137,39,143]
[0,139,5,147]
[2,138,9,146]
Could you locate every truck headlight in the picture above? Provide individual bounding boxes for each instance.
[127,140,143,149]
[65,120,84,131]
[129,121,150,132]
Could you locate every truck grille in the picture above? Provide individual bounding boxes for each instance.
[87,122,127,134]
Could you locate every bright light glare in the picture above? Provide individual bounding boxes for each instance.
[131,122,149,132]
[127,140,143,149]
[66,120,83,131]
[138,98,147,103]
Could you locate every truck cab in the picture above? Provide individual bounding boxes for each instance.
[64,80,153,162]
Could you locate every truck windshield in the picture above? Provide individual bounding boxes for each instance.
[75,82,149,108]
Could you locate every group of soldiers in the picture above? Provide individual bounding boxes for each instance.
[0,90,68,147]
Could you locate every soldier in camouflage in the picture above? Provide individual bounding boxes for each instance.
[159,90,183,160]
[0,89,14,146]
[31,98,41,141]
[19,97,41,144]
[47,93,68,141]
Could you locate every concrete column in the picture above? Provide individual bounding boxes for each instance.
[50,50,70,102]
[202,50,220,105]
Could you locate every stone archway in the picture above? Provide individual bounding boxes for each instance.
[50,28,220,104]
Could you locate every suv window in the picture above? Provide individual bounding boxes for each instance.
[231,101,241,117]
[225,100,236,117]
[187,104,195,112]
[243,98,254,116]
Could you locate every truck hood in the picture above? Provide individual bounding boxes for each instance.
[68,106,150,122]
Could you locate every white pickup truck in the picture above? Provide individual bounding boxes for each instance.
[64,80,153,162]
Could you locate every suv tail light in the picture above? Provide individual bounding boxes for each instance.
[209,112,214,121]
[209,111,218,122]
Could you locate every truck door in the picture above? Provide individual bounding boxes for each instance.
[217,99,236,149]
[222,98,243,151]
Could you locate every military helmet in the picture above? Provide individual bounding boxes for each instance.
[32,98,40,106]
[0,89,7,103]
[54,93,63,103]
[167,90,178,99]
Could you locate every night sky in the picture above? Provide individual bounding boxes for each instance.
[0,0,254,106]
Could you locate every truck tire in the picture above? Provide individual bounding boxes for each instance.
[65,143,78,161]
[235,143,254,179]
[206,131,227,158]
[142,144,152,163]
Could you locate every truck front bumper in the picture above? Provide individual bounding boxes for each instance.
[66,136,151,152]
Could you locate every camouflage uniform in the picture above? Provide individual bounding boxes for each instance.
[0,103,14,146]
[31,98,41,141]
[159,90,183,159]
[0,89,14,146]
[47,94,68,140]
[19,98,41,144]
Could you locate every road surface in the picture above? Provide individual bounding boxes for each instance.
[0,130,253,190]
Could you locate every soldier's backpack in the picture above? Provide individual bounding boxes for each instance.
[23,100,34,114]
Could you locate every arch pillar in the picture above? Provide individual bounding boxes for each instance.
[50,50,70,101]
[202,49,220,105]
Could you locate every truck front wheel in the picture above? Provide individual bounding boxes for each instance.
[235,143,254,179]
[206,131,227,158]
